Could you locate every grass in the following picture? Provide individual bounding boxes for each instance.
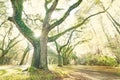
[0,70,7,76]
[0,70,58,80]
[0,65,66,80]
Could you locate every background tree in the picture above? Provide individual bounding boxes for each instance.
[0,26,21,64]
[19,43,30,65]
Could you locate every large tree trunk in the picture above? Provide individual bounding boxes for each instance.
[40,28,48,70]
[31,40,41,68]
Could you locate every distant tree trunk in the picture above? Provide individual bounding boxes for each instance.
[19,44,30,65]
[58,52,63,67]
[0,57,4,65]
[54,41,63,67]
[63,57,69,65]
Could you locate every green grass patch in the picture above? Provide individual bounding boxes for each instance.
[14,68,22,72]
[0,70,7,76]
[0,66,62,80]
[29,70,57,80]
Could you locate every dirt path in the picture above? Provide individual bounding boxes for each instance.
[63,65,120,80]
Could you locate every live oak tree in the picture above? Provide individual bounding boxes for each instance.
[54,30,81,66]
[8,0,107,70]
[54,30,75,67]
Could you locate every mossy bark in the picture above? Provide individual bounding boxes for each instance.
[31,40,41,68]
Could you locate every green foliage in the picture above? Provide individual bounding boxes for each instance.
[48,47,58,64]
[0,56,11,65]
[107,35,120,64]
[28,66,37,72]
[94,0,101,4]
[79,53,118,66]
[62,45,73,65]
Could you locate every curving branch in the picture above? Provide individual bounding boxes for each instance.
[55,30,76,53]
[48,8,108,42]
[49,0,82,30]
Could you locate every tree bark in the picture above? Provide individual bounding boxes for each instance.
[58,52,63,67]
[31,40,41,68]
[63,57,69,65]
[40,27,48,70]
[9,0,41,69]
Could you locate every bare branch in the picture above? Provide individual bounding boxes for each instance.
[8,40,22,50]
[107,12,120,28]
[49,0,82,30]
[0,20,7,28]
[7,34,20,49]
[23,10,33,23]
[106,12,120,34]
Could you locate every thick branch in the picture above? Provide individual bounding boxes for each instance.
[9,0,36,44]
[43,0,58,27]
[48,9,108,42]
[49,0,82,30]
[45,0,48,11]
[54,41,59,52]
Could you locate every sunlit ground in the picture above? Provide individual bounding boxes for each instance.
[0,65,120,80]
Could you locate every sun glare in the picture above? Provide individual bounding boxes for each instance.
[34,31,40,38]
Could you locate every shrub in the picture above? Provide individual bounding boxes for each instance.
[79,53,118,66]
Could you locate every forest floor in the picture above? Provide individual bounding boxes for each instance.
[0,65,120,80]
